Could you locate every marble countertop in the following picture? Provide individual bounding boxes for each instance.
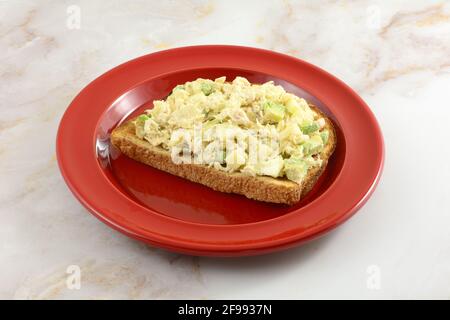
[1,0,450,299]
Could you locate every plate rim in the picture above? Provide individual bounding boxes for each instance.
[56,45,384,256]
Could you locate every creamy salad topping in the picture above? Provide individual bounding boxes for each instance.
[134,77,329,183]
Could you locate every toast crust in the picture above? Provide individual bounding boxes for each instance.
[110,105,336,205]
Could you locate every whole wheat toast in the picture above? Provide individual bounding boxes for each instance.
[110,105,336,205]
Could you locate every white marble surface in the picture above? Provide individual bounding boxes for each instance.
[1,0,450,299]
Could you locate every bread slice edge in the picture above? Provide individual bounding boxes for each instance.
[110,105,336,205]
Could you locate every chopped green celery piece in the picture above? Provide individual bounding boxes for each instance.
[284,158,308,182]
[300,121,319,134]
[320,130,329,144]
[135,114,151,138]
[302,135,323,155]
[137,114,150,122]
[203,118,221,130]
[263,101,285,122]
[286,99,300,114]
[258,156,284,177]
[168,85,185,96]
[201,83,214,96]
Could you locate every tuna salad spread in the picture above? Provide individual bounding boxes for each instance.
[133,76,330,184]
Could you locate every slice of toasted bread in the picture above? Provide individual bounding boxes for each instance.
[110,105,336,205]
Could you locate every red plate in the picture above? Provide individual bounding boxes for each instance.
[56,45,384,256]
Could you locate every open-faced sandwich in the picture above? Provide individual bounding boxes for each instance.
[111,76,336,205]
